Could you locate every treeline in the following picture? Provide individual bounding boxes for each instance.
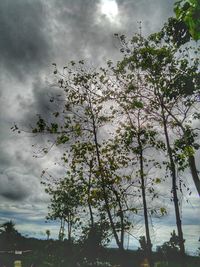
[13,2,200,267]
[0,222,200,267]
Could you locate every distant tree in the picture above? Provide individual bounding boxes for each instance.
[138,236,148,253]
[44,174,83,243]
[0,220,18,235]
[156,230,180,259]
[80,221,110,262]
[46,229,51,240]
[0,221,21,250]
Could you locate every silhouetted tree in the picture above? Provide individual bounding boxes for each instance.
[46,229,51,240]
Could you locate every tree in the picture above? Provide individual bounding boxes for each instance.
[0,221,21,250]
[46,229,51,240]
[80,221,110,262]
[156,230,180,260]
[104,53,168,267]
[43,173,83,242]
[111,24,200,266]
[33,62,132,250]
[149,24,200,197]
[0,220,17,235]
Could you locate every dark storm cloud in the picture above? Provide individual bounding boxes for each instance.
[0,169,31,201]
[17,77,65,127]
[1,191,27,201]
[0,0,51,79]
[0,163,49,202]
[0,136,48,203]
[31,79,64,117]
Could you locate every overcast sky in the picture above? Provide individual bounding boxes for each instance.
[0,0,199,254]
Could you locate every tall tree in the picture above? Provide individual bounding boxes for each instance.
[105,62,167,267]
[27,61,132,250]
[112,26,200,266]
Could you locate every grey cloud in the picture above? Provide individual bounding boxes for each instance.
[0,168,31,200]
[116,0,175,34]
[0,166,47,202]
[0,0,176,79]
[31,79,63,117]
[18,77,65,128]
[0,0,51,79]
[47,0,122,66]
[46,0,176,69]
[0,147,12,170]
[1,191,27,201]
[0,143,47,203]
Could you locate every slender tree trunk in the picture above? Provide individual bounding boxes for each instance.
[163,104,200,196]
[89,97,124,251]
[67,214,72,243]
[188,155,200,196]
[87,190,94,228]
[181,127,200,196]
[138,134,153,267]
[88,162,94,227]
[113,189,125,248]
[161,106,187,267]
[93,121,123,250]
[59,217,65,241]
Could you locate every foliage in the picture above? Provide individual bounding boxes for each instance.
[0,220,18,235]
[138,236,148,252]
[112,20,200,267]
[174,0,200,41]
[81,223,110,249]
[156,230,181,259]
[43,174,83,241]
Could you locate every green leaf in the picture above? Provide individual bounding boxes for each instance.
[56,135,69,145]
[131,100,144,109]
[53,112,59,117]
[174,0,200,41]
[50,123,58,133]
[160,207,167,215]
[32,128,38,133]
[130,208,138,214]
[155,178,161,184]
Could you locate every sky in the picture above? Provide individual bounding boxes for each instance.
[0,0,199,254]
